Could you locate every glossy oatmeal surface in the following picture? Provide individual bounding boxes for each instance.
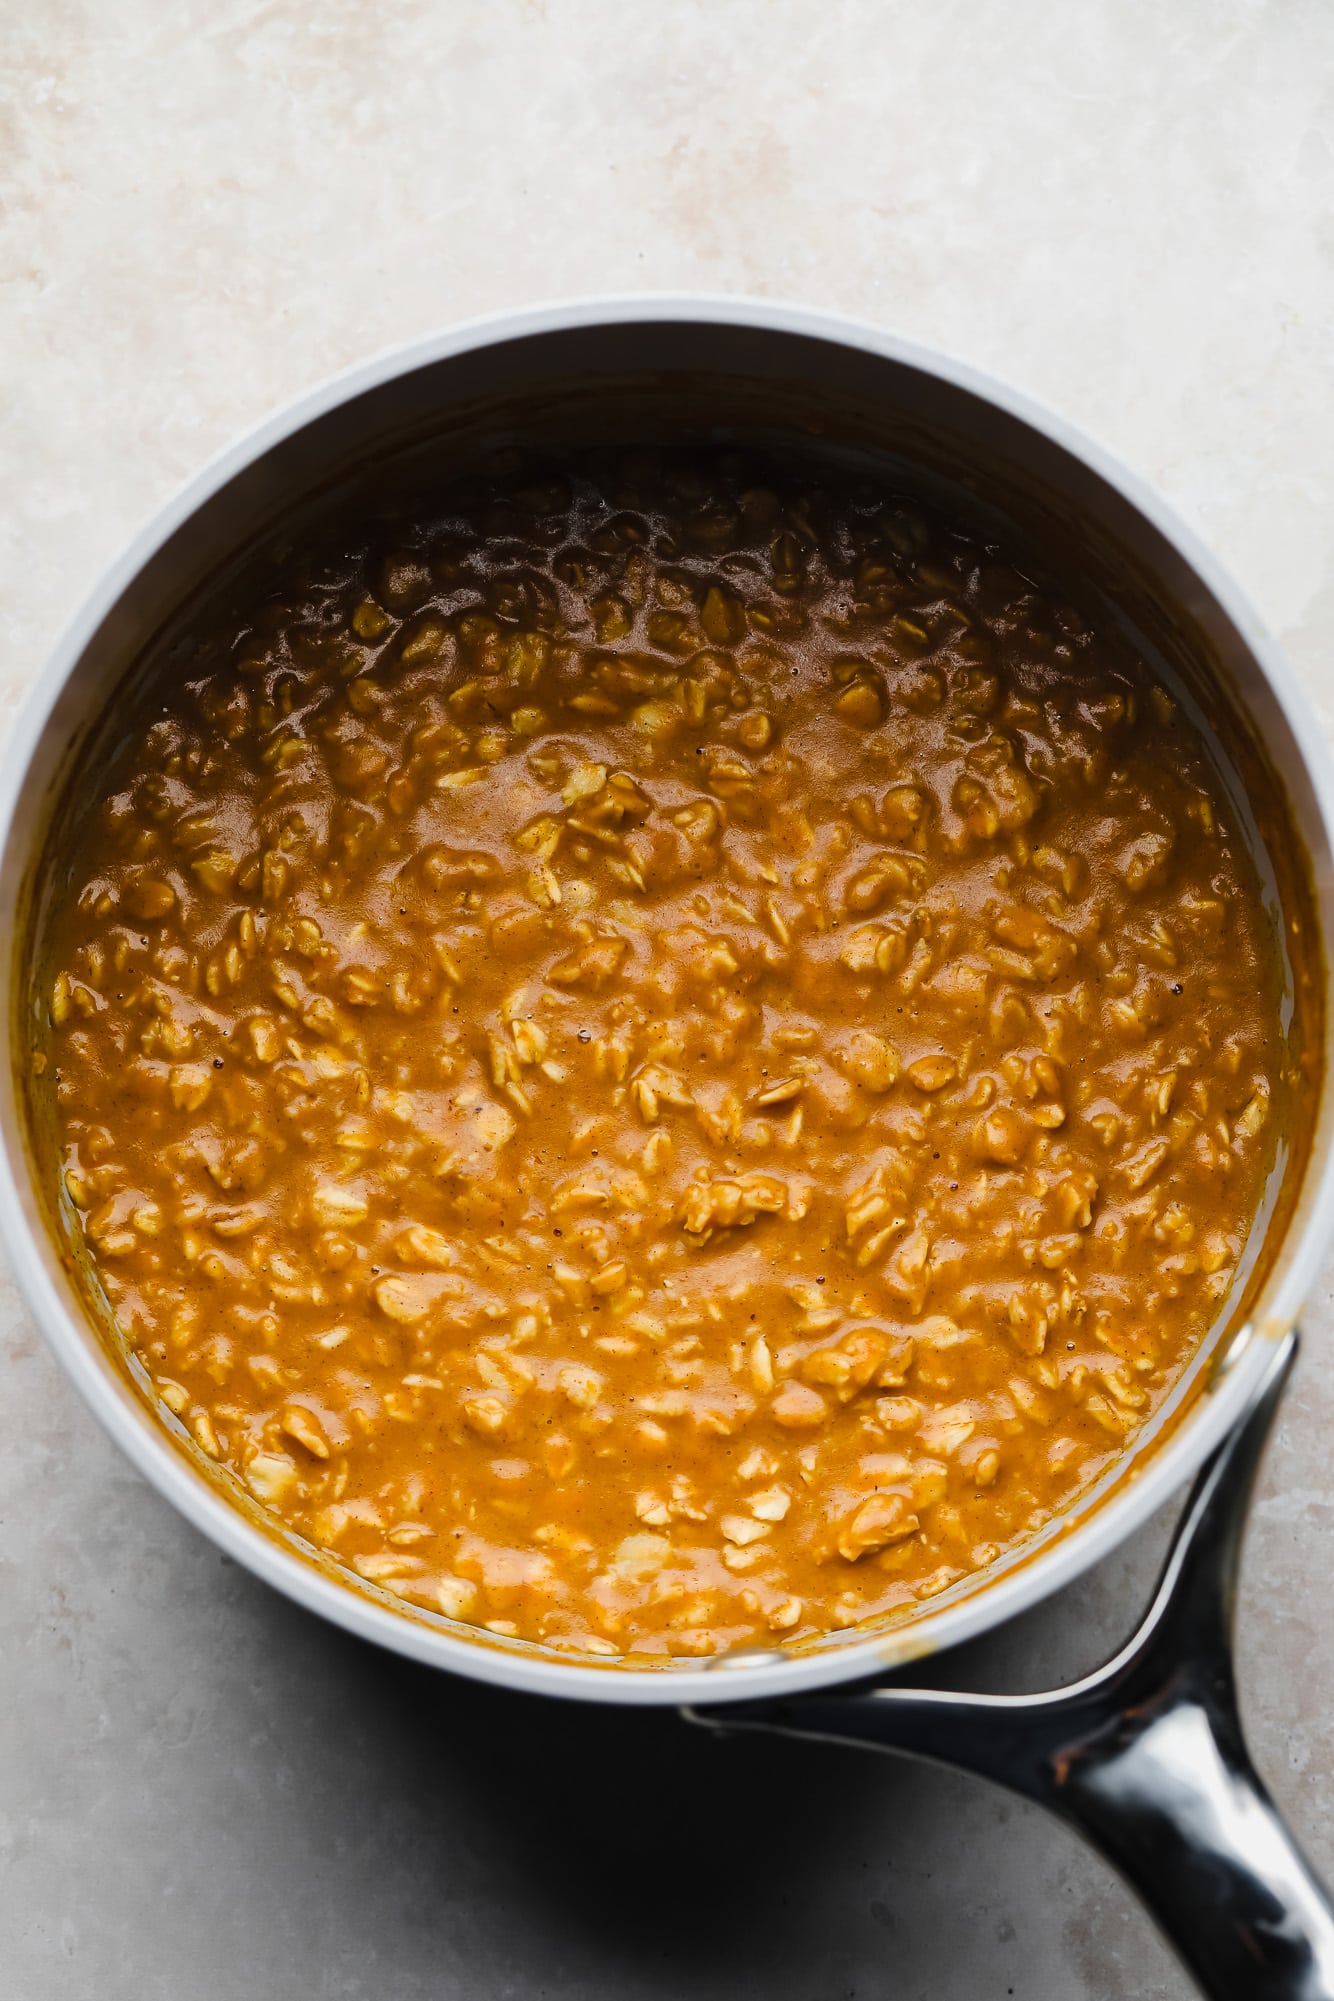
[37,457,1290,1658]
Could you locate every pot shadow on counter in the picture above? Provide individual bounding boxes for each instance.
[211,1501,1181,2000]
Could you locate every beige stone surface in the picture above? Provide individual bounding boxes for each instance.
[2,4,1333,1996]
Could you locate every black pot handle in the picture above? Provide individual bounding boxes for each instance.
[684,1330,1334,2001]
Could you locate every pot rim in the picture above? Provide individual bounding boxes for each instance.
[4,292,1332,1706]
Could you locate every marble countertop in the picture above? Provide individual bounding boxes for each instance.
[4,6,1334,1996]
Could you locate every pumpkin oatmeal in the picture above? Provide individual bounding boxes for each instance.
[33,457,1294,1658]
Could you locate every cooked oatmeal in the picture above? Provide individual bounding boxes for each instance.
[34,458,1295,1657]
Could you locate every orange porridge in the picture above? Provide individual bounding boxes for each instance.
[33,456,1297,1658]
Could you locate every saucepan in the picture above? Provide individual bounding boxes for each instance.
[2,300,1333,1998]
